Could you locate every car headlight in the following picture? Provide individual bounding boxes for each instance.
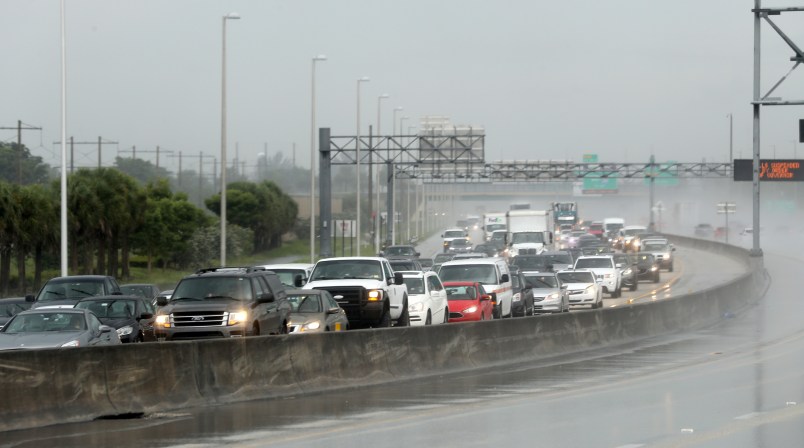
[409,302,424,312]
[546,292,560,300]
[301,321,321,331]
[116,325,133,337]
[61,340,80,348]
[661,253,669,258]
[462,305,478,313]
[623,268,633,276]
[585,285,595,294]
[651,266,658,271]
[513,293,522,302]
[155,314,171,328]
[367,290,384,301]
[228,310,248,326]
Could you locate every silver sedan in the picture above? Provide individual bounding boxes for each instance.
[0,308,120,350]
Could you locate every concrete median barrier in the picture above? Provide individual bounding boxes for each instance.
[0,236,768,431]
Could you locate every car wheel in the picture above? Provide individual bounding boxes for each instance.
[378,304,393,327]
[630,279,637,291]
[425,310,432,325]
[396,298,410,326]
[669,262,674,272]
[251,323,260,336]
[444,308,449,323]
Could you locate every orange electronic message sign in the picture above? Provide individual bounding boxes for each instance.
[733,159,804,181]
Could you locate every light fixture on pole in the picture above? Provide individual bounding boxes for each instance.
[727,113,733,164]
[310,54,327,263]
[220,11,240,267]
[375,93,389,254]
[355,76,370,256]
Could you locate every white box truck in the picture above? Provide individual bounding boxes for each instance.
[505,210,553,257]
[483,212,507,241]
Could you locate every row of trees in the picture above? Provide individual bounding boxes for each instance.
[0,148,299,295]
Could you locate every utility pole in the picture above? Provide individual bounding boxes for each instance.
[169,152,214,204]
[0,121,42,184]
[118,146,173,171]
[53,137,118,169]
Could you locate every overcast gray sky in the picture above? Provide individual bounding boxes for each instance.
[3,0,804,173]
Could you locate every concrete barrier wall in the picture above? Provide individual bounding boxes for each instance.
[0,237,768,431]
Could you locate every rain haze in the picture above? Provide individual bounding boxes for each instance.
[3,0,804,169]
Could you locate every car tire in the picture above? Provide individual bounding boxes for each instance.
[378,304,393,328]
[669,262,674,272]
[425,310,432,325]
[630,280,637,291]
[444,308,449,324]
[396,298,410,327]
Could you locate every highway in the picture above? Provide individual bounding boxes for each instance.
[0,230,773,448]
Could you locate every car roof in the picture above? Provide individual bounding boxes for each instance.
[46,275,113,282]
[257,263,314,269]
[401,271,427,278]
[17,307,86,315]
[441,257,505,266]
[316,257,384,262]
[76,295,143,302]
[575,255,613,259]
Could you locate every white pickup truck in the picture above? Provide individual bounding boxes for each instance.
[304,257,409,327]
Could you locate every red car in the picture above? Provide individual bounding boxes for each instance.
[588,221,605,239]
[444,281,494,322]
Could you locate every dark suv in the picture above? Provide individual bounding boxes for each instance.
[27,275,122,309]
[155,267,291,340]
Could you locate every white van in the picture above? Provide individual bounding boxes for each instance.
[437,258,513,318]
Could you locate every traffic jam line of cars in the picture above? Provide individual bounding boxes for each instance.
[0,229,681,350]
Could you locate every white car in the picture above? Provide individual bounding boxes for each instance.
[401,271,449,326]
[640,238,676,272]
[441,228,470,252]
[619,225,647,251]
[557,269,603,309]
[573,255,622,298]
[257,263,314,288]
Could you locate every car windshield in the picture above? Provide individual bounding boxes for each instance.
[120,285,152,298]
[286,294,322,313]
[310,260,382,281]
[438,265,497,284]
[171,277,252,301]
[391,261,416,271]
[402,278,425,295]
[485,224,506,233]
[3,312,85,333]
[624,228,645,236]
[37,280,104,302]
[511,232,544,244]
[558,272,595,284]
[75,299,137,318]
[269,269,306,287]
[512,257,549,270]
[0,302,30,318]
[544,254,572,264]
[386,247,415,256]
[575,258,613,269]
[444,230,464,238]
[445,285,478,300]
[525,275,558,289]
[642,243,668,251]
[433,254,454,263]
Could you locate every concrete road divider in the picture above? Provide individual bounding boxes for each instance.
[0,236,768,431]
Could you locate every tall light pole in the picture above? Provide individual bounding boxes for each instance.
[220,11,240,267]
[400,116,409,142]
[310,54,327,263]
[393,107,403,135]
[60,0,68,276]
[355,76,370,256]
[375,93,389,254]
[727,113,733,163]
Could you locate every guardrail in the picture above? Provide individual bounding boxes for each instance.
[0,236,768,431]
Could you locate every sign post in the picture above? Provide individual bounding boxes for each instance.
[717,202,736,244]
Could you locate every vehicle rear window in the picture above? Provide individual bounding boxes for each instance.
[445,285,477,300]
[575,258,612,269]
[438,265,497,285]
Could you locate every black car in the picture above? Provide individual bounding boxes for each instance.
[0,297,32,330]
[418,257,434,271]
[473,243,498,258]
[75,295,156,343]
[509,267,534,317]
[121,283,162,304]
[634,252,661,283]
[155,266,291,340]
[447,238,473,254]
[28,275,122,309]
[380,245,420,259]
[612,253,638,291]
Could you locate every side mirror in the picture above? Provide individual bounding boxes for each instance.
[294,274,304,288]
[139,312,154,320]
[327,306,340,314]
[415,252,420,257]
[99,325,114,334]
[394,271,404,285]
[156,296,168,306]
[378,251,385,257]
[480,294,491,301]
[257,292,275,303]
[25,294,35,303]
[500,274,510,283]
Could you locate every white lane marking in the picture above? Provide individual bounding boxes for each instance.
[734,412,763,420]
[681,428,695,433]
[615,444,645,448]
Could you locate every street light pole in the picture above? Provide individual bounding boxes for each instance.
[220,11,240,267]
[728,113,733,163]
[355,76,370,256]
[310,55,327,263]
[393,107,403,136]
[60,0,68,276]
[375,94,389,255]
